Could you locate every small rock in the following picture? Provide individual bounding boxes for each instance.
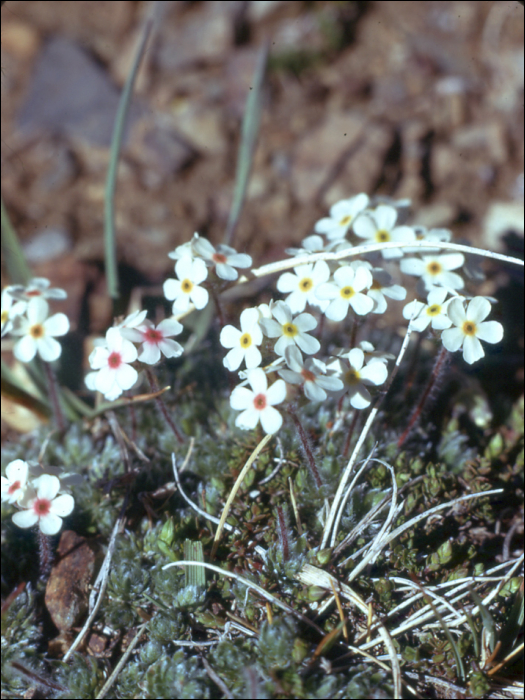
[45,531,99,633]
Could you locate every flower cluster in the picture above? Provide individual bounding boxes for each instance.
[1,459,79,535]
[217,193,505,435]
[85,237,252,401]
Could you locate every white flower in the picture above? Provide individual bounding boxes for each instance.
[12,474,74,535]
[276,260,330,313]
[367,268,407,314]
[400,253,465,291]
[314,194,369,240]
[122,319,183,365]
[403,288,454,332]
[278,345,343,401]
[220,308,263,371]
[11,297,69,362]
[115,309,148,332]
[192,237,252,281]
[167,233,200,263]
[1,459,29,504]
[8,277,67,302]
[85,327,138,401]
[285,234,327,257]
[163,258,209,314]
[230,368,286,434]
[1,288,27,337]
[329,348,388,409]
[316,264,373,321]
[441,297,503,364]
[352,204,416,258]
[259,301,320,356]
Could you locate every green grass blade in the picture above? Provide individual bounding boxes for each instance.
[105,6,157,301]
[223,40,269,247]
[1,198,32,285]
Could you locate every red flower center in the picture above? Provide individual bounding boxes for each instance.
[26,290,43,297]
[9,480,21,495]
[108,352,122,369]
[301,369,316,383]
[34,498,51,516]
[213,253,228,264]
[144,328,163,343]
[253,393,267,410]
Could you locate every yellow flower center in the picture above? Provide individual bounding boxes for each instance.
[299,278,313,292]
[345,368,360,385]
[340,286,355,299]
[240,333,252,348]
[426,261,442,276]
[29,324,45,339]
[375,229,391,242]
[339,215,352,227]
[181,279,194,293]
[427,304,442,317]
[1,310,8,324]
[282,323,298,337]
[462,320,477,336]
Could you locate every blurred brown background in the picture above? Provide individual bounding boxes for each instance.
[1,1,523,334]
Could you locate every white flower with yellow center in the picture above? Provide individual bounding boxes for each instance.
[1,288,27,337]
[441,297,503,364]
[220,308,263,371]
[230,368,287,434]
[367,268,407,314]
[329,348,388,409]
[276,260,330,313]
[402,288,454,332]
[11,297,69,362]
[316,264,374,321]
[400,253,465,291]
[314,194,369,240]
[259,301,320,357]
[163,258,209,314]
[353,204,416,258]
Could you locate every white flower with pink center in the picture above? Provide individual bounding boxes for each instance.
[12,474,74,535]
[122,319,183,365]
[192,237,252,281]
[85,327,138,401]
[230,368,287,434]
[1,459,29,504]
[278,345,343,402]
[441,297,503,364]
[11,297,69,362]
[163,258,209,314]
[8,277,67,302]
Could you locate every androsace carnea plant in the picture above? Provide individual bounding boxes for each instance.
[1,194,523,700]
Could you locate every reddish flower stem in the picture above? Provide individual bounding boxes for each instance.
[145,368,184,444]
[43,361,65,432]
[288,406,322,489]
[397,345,449,449]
